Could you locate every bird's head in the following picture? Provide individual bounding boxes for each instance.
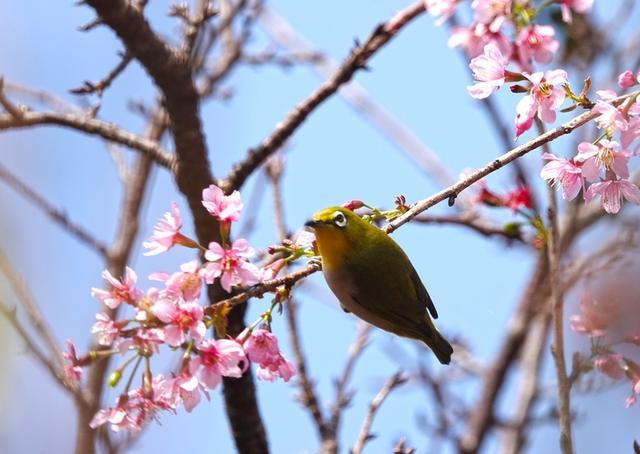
[305,207,369,266]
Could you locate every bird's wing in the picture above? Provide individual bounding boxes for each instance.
[408,264,438,319]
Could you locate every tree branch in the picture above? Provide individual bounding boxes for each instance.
[0,109,174,169]
[0,163,108,257]
[351,372,407,454]
[210,91,639,314]
[220,0,427,192]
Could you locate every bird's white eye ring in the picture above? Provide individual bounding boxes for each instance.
[333,211,347,228]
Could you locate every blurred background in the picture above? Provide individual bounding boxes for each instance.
[1,1,639,453]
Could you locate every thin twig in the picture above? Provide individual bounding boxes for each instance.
[330,323,372,432]
[413,214,526,243]
[500,313,552,454]
[0,77,24,118]
[538,119,573,454]
[70,52,133,97]
[351,371,408,454]
[546,180,574,454]
[0,163,109,256]
[0,302,72,392]
[220,1,428,192]
[257,7,460,199]
[267,153,330,440]
[0,249,66,373]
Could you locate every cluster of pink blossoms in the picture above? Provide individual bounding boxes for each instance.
[570,293,640,407]
[426,0,640,214]
[64,184,302,432]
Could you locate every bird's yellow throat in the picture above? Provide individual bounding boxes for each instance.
[313,226,350,271]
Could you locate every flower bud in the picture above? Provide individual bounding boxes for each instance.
[342,200,364,210]
[618,70,638,89]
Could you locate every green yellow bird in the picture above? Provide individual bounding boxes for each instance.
[305,206,453,364]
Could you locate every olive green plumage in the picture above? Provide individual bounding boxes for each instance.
[305,207,453,364]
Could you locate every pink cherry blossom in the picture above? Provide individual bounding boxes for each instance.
[516,25,559,67]
[256,355,296,382]
[620,116,640,149]
[467,43,509,99]
[190,339,247,389]
[91,313,121,346]
[143,202,183,256]
[593,101,629,133]
[425,0,457,25]
[159,374,209,413]
[618,70,639,89]
[540,152,584,200]
[243,329,296,382]
[244,329,281,364]
[152,298,206,347]
[515,70,568,137]
[594,353,625,380]
[202,184,243,222]
[584,179,640,214]
[471,0,511,33]
[201,239,261,292]
[89,405,137,432]
[62,340,82,383]
[449,24,512,59]
[569,293,618,337]
[575,140,630,181]
[149,260,203,301]
[115,327,164,355]
[91,266,142,310]
[558,0,594,23]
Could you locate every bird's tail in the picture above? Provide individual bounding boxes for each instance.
[422,326,453,365]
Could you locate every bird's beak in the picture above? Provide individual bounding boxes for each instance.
[304,219,325,229]
[304,219,322,229]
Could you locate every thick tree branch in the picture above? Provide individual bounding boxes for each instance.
[82,3,269,451]
[220,1,427,193]
[0,109,174,168]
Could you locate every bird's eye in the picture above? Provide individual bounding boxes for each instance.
[333,211,347,228]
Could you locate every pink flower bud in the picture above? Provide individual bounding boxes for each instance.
[618,70,638,89]
[342,200,364,211]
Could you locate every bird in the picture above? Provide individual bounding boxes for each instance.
[305,206,453,364]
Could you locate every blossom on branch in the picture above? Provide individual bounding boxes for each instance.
[515,25,559,68]
[584,178,640,214]
[515,70,568,137]
[467,43,510,99]
[202,184,243,222]
[149,260,203,301]
[152,298,206,347]
[244,329,296,382]
[202,239,261,292]
[143,202,187,256]
[540,152,584,201]
[569,293,618,337]
[91,267,142,310]
[190,339,247,389]
[575,140,630,181]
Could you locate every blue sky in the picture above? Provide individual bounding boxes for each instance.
[1,1,639,453]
